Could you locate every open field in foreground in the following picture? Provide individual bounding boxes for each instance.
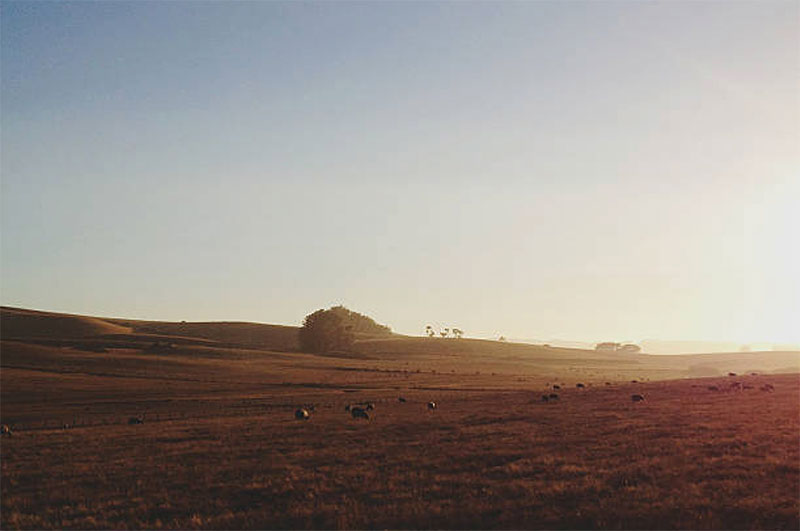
[2,307,799,529]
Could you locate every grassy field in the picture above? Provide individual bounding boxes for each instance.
[1,307,799,529]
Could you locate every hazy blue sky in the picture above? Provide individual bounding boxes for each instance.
[2,1,798,345]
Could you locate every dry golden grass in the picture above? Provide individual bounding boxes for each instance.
[3,370,797,529]
[1,307,799,529]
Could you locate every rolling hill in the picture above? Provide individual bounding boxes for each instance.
[1,306,301,352]
[0,306,132,338]
[1,306,798,530]
[1,306,797,381]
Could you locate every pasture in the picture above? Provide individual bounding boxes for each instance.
[1,307,799,529]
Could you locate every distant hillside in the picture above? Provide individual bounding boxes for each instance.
[0,307,132,338]
[351,336,798,377]
[353,336,615,360]
[105,318,301,351]
[1,306,797,379]
[640,339,800,354]
[671,350,800,377]
[1,306,300,352]
[641,339,743,354]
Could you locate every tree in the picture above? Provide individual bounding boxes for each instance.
[425,325,435,338]
[440,328,449,338]
[298,305,390,353]
[595,342,641,353]
[595,342,622,351]
[298,308,352,353]
[452,328,463,339]
[620,343,641,354]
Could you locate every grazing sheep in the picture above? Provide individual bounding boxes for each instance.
[295,408,310,420]
[548,393,559,400]
[708,386,719,391]
[541,395,550,402]
[128,416,144,425]
[427,401,437,410]
[552,385,561,390]
[605,382,612,386]
[1,424,12,436]
[398,397,407,403]
[576,383,585,389]
[631,394,645,402]
[728,372,737,377]
[350,407,370,420]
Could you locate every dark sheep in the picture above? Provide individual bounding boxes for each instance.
[351,407,370,420]
[295,408,310,420]
[576,383,585,389]
[728,372,737,377]
[398,397,407,403]
[541,395,550,402]
[708,386,719,391]
[631,394,645,402]
[548,393,559,400]
[552,385,561,390]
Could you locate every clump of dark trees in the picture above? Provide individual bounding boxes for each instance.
[298,305,391,353]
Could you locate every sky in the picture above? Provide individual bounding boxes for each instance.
[1,1,798,348]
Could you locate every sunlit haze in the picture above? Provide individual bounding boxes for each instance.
[2,2,798,348]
